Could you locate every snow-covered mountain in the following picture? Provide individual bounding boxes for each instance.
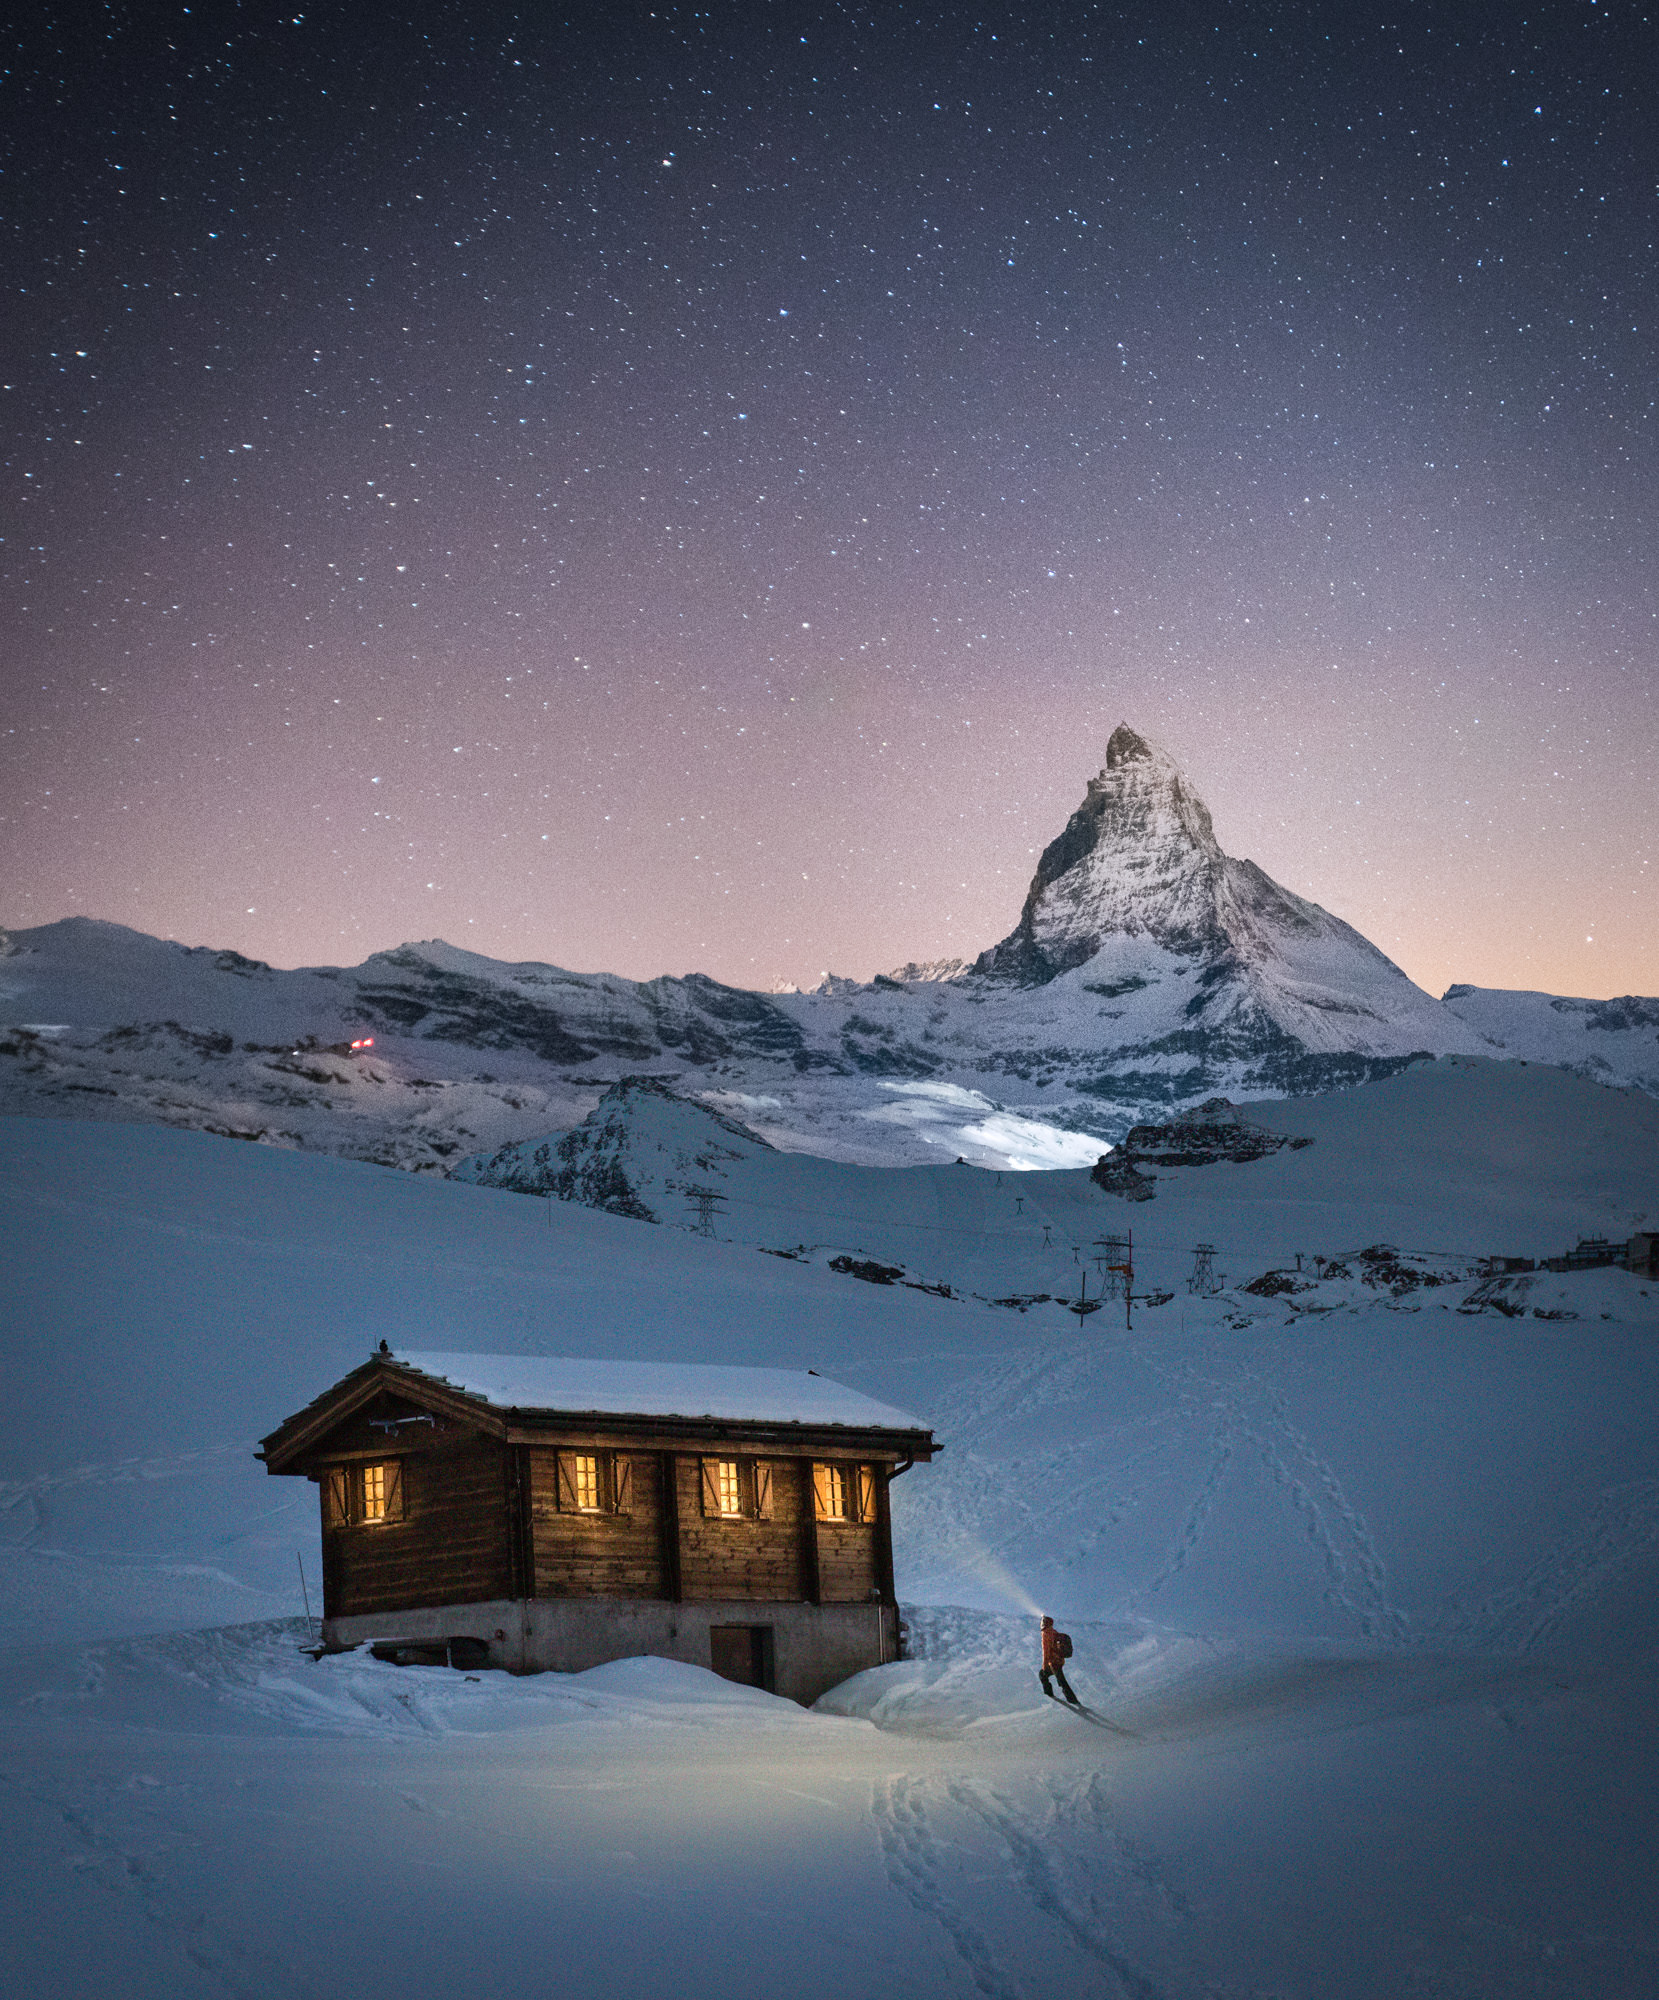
[1440,983,1659,1096]
[2,725,1654,1170]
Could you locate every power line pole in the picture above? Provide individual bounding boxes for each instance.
[1066,1266,1105,1325]
[683,1184,728,1237]
[1095,1235,1128,1297]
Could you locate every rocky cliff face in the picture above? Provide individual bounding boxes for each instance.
[978,725,1233,979]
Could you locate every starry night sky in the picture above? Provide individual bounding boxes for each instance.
[4,2,1655,996]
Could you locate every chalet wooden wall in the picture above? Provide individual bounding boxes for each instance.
[815,1502,879,1603]
[323,1434,514,1619]
[673,1455,809,1602]
[527,1449,667,1598]
[319,1442,889,1619]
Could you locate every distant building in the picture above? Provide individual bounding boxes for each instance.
[1628,1231,1658,1279]
[260,1350,936,1704]
[1542,1237,1626,1273]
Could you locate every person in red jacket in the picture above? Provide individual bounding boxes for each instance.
[1040,1614,1079,1705]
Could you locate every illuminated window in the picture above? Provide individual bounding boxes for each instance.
[324,1463,403,1527]
[698,1458,772,1521]
[815,1462,848,1521]
[812,1462,876,1523]
[555,1451,633,1515]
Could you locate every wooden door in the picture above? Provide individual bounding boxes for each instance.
[709,1623,773,1690]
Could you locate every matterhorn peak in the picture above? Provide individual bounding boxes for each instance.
[1103,722,1155,767]
[975,724,1228,983]
[968,721,1469,1078]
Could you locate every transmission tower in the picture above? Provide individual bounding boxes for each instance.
[1187,1243,1219,1295]
[683,1184,728,1238]
[1095,1236,1130,1300]
[1092,1232,1137,1330]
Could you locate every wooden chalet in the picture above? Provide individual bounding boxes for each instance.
[260,1349,937,1704]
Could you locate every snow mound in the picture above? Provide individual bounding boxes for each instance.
[0,1620,845,1742]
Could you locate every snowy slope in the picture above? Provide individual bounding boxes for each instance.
[457,1059,1658,1305]
[4,1110,1659,1996]
[1444,983,1659,1095]
[5,1093,1655,1650]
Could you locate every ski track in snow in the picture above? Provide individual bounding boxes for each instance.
[874,1773,1020,1998]
[0,1766,322,2000]
[1126,1416,1236,1615]
[1252,1382,1408,1643]
[872,1769,1192,1999]
[0,1440,259,1512]
[921,1335,1416,1648]
[0,1443,259,1544]
[1101,1344,1412,1642]
[1437,1478,1659,1656]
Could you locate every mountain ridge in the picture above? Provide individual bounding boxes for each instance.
[3,728,1655,1170]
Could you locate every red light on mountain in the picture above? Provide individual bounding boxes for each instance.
[349,1038,374,1052]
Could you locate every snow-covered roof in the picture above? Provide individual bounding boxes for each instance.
[392,1350,931,1434]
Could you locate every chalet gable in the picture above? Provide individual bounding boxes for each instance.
[259,1356,507,1474]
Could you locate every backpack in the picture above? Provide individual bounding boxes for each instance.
[1056,1631,1073,1661]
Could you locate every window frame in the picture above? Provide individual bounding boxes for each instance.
[325,1459,406,1528]
[813,1460,879,1525]
[362,1461,390,1522]
[698,1455,777,1522]
[554,1449,635,1518]
[572,1452,602,1513]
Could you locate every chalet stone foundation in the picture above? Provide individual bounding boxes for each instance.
[322,1597,901,1706]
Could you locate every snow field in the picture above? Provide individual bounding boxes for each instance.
[4,1611,1654,1999]
[462,1055,1659,1305]
[2,1098,1658,1995]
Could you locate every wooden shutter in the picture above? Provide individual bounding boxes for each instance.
[556,1452,581,1512]
[612,1454,633,1515]
[856,1464,877,1523]
[383,1460,405,1524]
[701,1458,723,1517]
[753,1460,774,1520]
[812,1462,835,1520]
[325,1466,349,1528]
